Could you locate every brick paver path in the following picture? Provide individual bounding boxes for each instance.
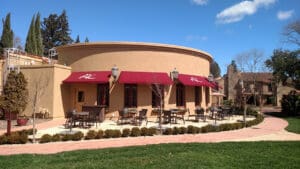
[0,111,299,155]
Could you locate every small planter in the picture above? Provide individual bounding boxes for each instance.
[17,118,29,126]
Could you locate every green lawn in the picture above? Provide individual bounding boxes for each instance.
[284,117,300,134]
[0,142,299,169]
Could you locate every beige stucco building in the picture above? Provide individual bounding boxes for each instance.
[1,42,214,119]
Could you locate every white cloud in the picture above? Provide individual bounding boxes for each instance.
[185,35,208,41]
[216,0,276,24]
[277,10,294,20]
[191,0,208,5]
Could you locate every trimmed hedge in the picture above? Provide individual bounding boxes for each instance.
[1,108,264,145]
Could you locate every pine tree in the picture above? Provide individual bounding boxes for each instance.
[35,13,44,56]
[42,10,73,56]
[0,13,14,54]
[25,15,37,55]
[85,37,89,43]
[2,71,28,135]
[75,35,80,43]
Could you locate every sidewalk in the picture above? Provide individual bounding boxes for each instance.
[0,114,299,155]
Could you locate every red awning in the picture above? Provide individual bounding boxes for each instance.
[63,71,111,83]
[118,71,173,85]
[178,74,213,87]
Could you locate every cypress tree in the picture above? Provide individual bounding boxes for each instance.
[85,37,89,43]
[75,35,80,43]
[25,15,37,55]
[35,13,44,56]
[0,13,14,54]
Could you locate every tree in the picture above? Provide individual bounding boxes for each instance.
[35,13,44,56]
[265,49,300,90]
[85,37,89,43]
[0,13,14,54]
[25,15,37,55]
[235,49,266,106]
[1,71,28,135]
[41,10,73,56]
[282,19,300,46]
[210,60,221,77]
[229,60,238,72]
[75,35,80,43]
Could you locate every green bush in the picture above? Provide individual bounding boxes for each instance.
[281,90,300,116]
[179,127,187,134]
[40,134,52,143]
[219,123,233,131]
[0,135,8,144]
[52,134,61,142]
[96,130,104,139]
[140,127,148,136]
[147,127,157,136]
[72,132,84,141]
[187,125,197,134]
[122,128,131,137]
[112,130,121,138]
[61,134,73,141]
[172,127,180,135]
[163,128,173,135]
[105,129,114,138]
[131,127,141,137]
[85,130,97,140]
[6,132,28,144]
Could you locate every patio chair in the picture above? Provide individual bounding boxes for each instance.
[163,110,176,124]
[195,108,206,122]
[64,111,74,128]
[175,108,187,124]
[134,109,148,126]
[117,109,134,124]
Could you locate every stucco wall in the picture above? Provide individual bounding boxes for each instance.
[21,64,71,118]
[57,42,213,117]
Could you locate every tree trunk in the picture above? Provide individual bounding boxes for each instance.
[6,111,11,135]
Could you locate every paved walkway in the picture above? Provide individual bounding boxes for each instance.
[0,111,299,155]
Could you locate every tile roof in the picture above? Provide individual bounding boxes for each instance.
[241,72,273,83]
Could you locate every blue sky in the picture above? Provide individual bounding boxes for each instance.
[1,0,299,75]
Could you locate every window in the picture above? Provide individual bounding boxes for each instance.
[97,83,109,106]
[176,83,185,107]
[195,86,200,106]
[152,84,164,108]
[124,84,137,107]
[268,83,272,92]
[77,91,85,102]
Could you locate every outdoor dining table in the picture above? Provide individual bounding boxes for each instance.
[73,111,89,128]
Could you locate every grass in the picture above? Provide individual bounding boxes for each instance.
[0,142,299,169]
[265,112,300,134]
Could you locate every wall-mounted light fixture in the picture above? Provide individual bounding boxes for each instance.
[171,68,179,80]
[111,65,119,81]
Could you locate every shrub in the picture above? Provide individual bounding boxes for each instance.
[140,127,148,136]
[85,130,97,140]
[96,130,104,139]
[0,135,8,144]
[172,127,180,135]
[61,134,73,141]
[187,125,197,134]
[72,132,84,141]
[112,130,121,138]
[147,127,157,136]
[219,123,232,131]
[163,128,173,135]
[122,128,131,137]
[281,90,300,116]
[52,134,61,142]
[6,132,28,144]
[131,127,141,137]
[179,127,187,134]
[105,129,114,138]
[40,134,52,143]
